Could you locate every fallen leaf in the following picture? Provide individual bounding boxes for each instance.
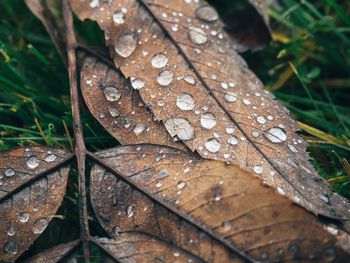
[89,145,350,262]
[0,146,71,262]
[70,0,350,230]
[81,56,187,151]
[23,240,80,263]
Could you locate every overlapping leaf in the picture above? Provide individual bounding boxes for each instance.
[69,0,350,230]
[0,146,71,262]
[89,145,349,262]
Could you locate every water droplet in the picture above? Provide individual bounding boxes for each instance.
[7,226,15,236]
[188,26,207,45]
[176,93,195,111]
[26,156,39,169]
[228,136,238,145]
[33,218,49,234]
[151,53,168,68]
[251,131,260,138]
[177,181,186,189]
[114,34,137,58]
[104,86,121,101]
[277,187,286,196]
[214,193,222,201]
[184,75,196,85]
[155,181,163,188]
[222,221,231,231]
[165,118,194,141]
[265,127,287,143]
[5,168,15,177]
[224,92,237,103]
[243,99,251,106]
[174,251,180,257]
[126,205,134,217]
[44,154,57,163]
[133,124,146,135]
[90,0,99,8]
[109,108,120,117]
[200,113,217,129]
[112,10,125,25]
[205,138,221,153]
[257,116,266,124]
[130,78,145,90]
[196,6,219,22]
[287,144,298,153]
[253,165,263,175]
[320,194,329,204]
[226,125,235,134]
[157,70,173,86]
[19,212,29,223]
[4,240,18,254]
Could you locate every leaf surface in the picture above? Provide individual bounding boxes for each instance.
[0,146,71,262]
[70,0,350,228]
[90,145,349,262]
[81,56,187,151]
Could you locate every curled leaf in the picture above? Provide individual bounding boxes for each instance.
[70,0,350,229]
[81,56,187,151]
[0,146,71,262]
[90,145,350,262]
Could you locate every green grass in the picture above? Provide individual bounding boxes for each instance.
[0,0,349,260]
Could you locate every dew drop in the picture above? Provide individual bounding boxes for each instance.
[184,75,196,85]
[109,108,120,117]
[188,26,207,45]
[253,165,263,175]
[133,123,146,135]
[228,136,238,145]
[277,187,286,196]
[224,92,237,103]
[221,221,231,232]
[126,205,134,217]
[176,93,196,111]
[90,0,99,8]
[200,113,217,129]
[205,138,221,153]
[112,10,125,25]
[165,118,195,141]
[151,53,168,68]
[288,144,299,153]
[177,181,186,190]
[5,168,15,177]
[33,218,49,234]
[4,240,18,254]
[155,181,163,188]
[243,99,251,106]
[157,70,173,86]
[251,131,260,138]
[265,127,287,143]
[19,212,29,223]
[26,156,39,169]
[226,125,235,134]
[44,154,57,163]
[7,226,15,236]
[104,87,121,101]
[320,194,329,204]
[114,34,137,58]
[257,116,266,124]
[130,78,145,90]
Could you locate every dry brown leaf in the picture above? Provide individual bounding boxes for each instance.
[23,240,80,263]
[70,0,350,229]
[90,145,350,262]
[81,56,187,151]
[0,146,71,262]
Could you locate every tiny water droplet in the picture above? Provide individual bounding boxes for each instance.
[112,10,125,25]
[257,116,266,124]
[5,168,15,177]
[7,226,15,236]
[177,181,186,190]
[126,205,134,217]
[184,75,196,85]
[224,92,237,103]
[226,125,235,134]
[133,123,146,135]
[19,212,29,223]
[228,136,238,145]
[253,165,263,175]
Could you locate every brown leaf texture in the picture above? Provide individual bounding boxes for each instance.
[70,0,350,228]
[81,56,187,151]
[0,146,71,262]
[90,145,350,262]
[23,240,80,263]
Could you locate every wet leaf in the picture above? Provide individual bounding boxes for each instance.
[70,0,350,229]
[0,146,71,262]
[90,145,350,262]
[81,56,187,151]
[23,240,80,263]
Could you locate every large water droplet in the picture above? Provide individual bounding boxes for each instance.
[176,93,195,111]
[26,156,39,169]
[205,138,221,153]
[200,113,217,129]
[265,127,287,143]
[19,212,29,223]
[177,181,186,190]
[228,136,238,145]
[196,6,219,22]
[4,240,18,254]
[157,70,173,86]
[114,34,137,58]
[188,26,208,45]
[104,87,121,101]
[133,123,146,135]
[5,168,15,177]
[224,92,237,103]
[151,53,168,68]
[165,118,195,141]
[33,218,49,234]
[130,78,145,90]
[44,154,57,163]
[112,10,125,25]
